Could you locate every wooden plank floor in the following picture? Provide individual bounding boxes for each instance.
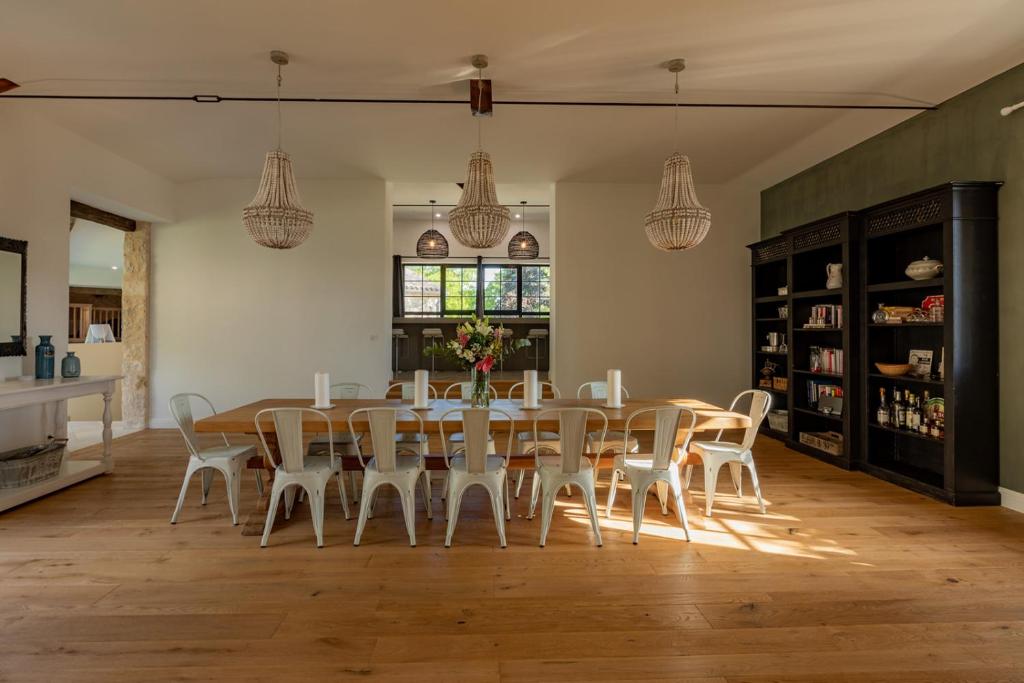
[1,429,1023,682]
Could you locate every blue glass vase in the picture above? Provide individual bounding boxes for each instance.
[35,335,55,379]
[61,351,81,379]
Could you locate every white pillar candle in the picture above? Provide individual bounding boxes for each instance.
[607,369,622,408]
[314,371,330,408]
[414,369,430,409]
[523,370,539,409]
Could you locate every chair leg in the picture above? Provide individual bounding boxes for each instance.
[514,469,526,498]
[444,481,467,547]
[260,483,284,547]
[670,470,691,541]
[310,483,327,548]
[226,462,241,526]
[336,472,351,520]
[582,484,603,547]
[655,480,669,516]
[399,482,417,547]
[420,470,433,520]
[630,484,647,545]
[488,480,507,548]
[728,461,743,497]
[353,480,378,546]
[441,471,448,501]
[747,460,766,514]
[254,469,265,496]
[683,463,694,489]
[201,468,213,505]
[284,486,296,520]
[528,470,542,519]
[704,462,722,517]
[538,487,558,547]
[170,460,200,524]
[565,484,572,497]
[606,469,621,518]
[503,472,511,521]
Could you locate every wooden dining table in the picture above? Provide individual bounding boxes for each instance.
[195,397,750,535]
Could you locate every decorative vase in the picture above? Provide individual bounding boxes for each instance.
[470,367,491,408]
[905,256,943,280]
[61,351,81,379]
[825,263,843,290]
[34,335,55,379]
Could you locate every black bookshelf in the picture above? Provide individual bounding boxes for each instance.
[750,182,1001,506]
[857,182,1000,505]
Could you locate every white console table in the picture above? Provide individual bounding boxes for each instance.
[0,375,120,513]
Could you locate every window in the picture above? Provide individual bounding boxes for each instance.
[443,266,477,317]
[402,264,440,316]
[399,261,550,317]
[522,265,551,314]
[483,265,518,314]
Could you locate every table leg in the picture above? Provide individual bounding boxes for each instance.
[101,389,114,473]
[240,433,277,536]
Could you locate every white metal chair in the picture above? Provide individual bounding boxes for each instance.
[350,407,433,546]
[169,393,260,526]
[577,381,640,461]
[606,406,696,543]
[307,382,371,501]
[255,408,351,548]
[685,389,772,516]
[507,381,562,498]
[439,407,515,547]
[526,408,607,547]
[440,381,498,500]
[387,382,437,455]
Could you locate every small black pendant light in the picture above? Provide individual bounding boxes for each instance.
[416,200,449,258]
[508,201,539,259]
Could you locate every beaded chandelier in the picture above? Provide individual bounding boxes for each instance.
[416,200,449,258]
[644,59,710,252]
[508,201,539,259]
[449,55,510,249]
[243,51,314,250]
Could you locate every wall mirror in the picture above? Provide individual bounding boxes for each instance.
[0,236,27,357]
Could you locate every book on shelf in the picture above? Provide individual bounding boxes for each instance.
[807,381,843,406]
[804,304,843,329]
[809,346,843,375]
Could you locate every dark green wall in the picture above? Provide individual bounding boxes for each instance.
[761,62,1024,494]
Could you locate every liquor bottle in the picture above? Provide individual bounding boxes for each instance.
[909,395,920,432]
[891,390,901,428]
[896,391,907,430]
[918,392,930,434]
[877,388,889,427]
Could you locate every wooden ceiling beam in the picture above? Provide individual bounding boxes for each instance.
[70,200,136,232]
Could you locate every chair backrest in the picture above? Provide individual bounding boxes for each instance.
[444,381,499,401]
[576,381,631,400]
[439,407,514,473]
[720,389,772,450]
[532,407,608,474]
[507,381,562,400]
[331,382,370,399]
[254,407,333,474]
[168,393,228,456]
[387,382,438,401]
[624,406,697,470]
[349,407,424,473]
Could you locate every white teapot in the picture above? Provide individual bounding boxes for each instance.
[825,263,843,290]
[905,256,943,281]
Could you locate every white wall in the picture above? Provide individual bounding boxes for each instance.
[392,218,549,259]
[552,181,759,407]
[0,108,173,450]
[150,178,392,426]
[69,264,123,288]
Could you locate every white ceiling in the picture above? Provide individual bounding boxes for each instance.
[3,0,1023,184]
[69,219,124,270]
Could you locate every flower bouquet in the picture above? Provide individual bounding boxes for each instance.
[425,315,530,406]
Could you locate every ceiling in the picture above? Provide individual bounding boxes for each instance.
[69,219,124,270]
[3,0,1023,184]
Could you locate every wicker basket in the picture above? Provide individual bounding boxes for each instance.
[0,439,67,489]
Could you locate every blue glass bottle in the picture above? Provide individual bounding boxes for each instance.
[61,351,81,379]
[34,335,55,379]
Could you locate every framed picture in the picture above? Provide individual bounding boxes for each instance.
[908,349,934,378]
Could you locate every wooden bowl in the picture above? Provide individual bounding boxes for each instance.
[875,362,912,377]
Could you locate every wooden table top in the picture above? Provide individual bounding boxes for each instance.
[195,397,750,434]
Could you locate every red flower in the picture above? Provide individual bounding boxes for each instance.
[476,356,495,373]
[458,333,469,347]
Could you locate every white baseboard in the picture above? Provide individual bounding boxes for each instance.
[999,487,1024,514]
[148,417,176,429]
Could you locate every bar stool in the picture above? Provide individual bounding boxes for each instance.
[391,329,408,377]
[498,328,514,372]
[422,328,444,372]
[526,329,548,370]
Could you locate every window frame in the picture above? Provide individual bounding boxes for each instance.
[399,258,550,318]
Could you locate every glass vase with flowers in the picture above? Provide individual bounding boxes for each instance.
[425,315,530,407]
